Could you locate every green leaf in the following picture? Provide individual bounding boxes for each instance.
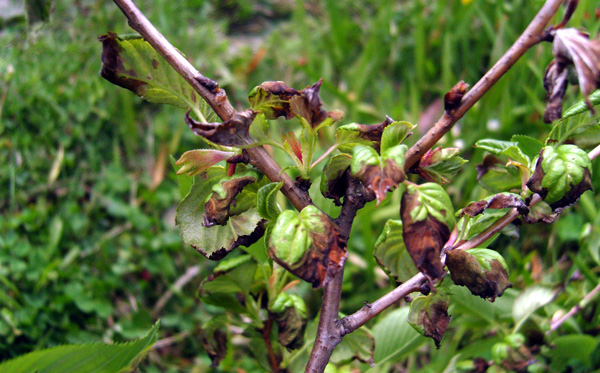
[530,145,592,204]
[510,135,544,160]
[405,183,455,231]
[562,89,600,119]
[271,293,307,318]
[371,307,426,365]
[350,145,380,174]
[380,121,415,153]
[330,326,375,365]
[270,206,324,269]
[170,155,194,199]
[176,167,264,260]
[373,220,418,282]
[418,147,468,184]
[477,156,522,193]
[474,139,517,155]
[0,322,159,373]
[550,335,599,372]
[335,124,377,153]
[175,149,236,177]
[99,33,215,121]
[256,182,283,221]
[512,286,554,328]
[249,112,270,140]
[548,114,600,145]
[213,254,254,275]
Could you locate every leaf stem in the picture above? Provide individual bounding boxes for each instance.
[310,144,339,170]
[548,280,600,333]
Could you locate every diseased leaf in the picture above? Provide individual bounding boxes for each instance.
[446,248,512,302]
[269,206,347,288]
[330,327,375,365]
[256,181,283,221]
[200,316,229,368]
[176,167,266,260]
[335,116,395,153]
[248,81,300,120]
[185,109,255,146]
[526,145,593,209]
[543,28,600,122]
[204,172,258,226]
[0,322,159,373]
[373,219,418,283]
[350,144,407,205]
[99,33,215,120]
[408,292,451,348]
[271,293,307,350]
[320,153,352,206]
[290,80,343,128]
[458,193,527,218]
[417,147,468,184]
[401,183,455,281]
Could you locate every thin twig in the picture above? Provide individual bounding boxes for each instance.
[588,143,600,161]
[404,0,564,170]
[151,265,202,318]
[548,280,600,332]
[152,330,192,350]
[112,0,312,211]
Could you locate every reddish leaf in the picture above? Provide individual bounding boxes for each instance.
[185,110,255,146]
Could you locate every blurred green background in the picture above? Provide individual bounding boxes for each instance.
[2,0,600,371]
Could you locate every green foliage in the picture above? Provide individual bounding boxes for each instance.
[372,219,417,282]
[0,322,159,372]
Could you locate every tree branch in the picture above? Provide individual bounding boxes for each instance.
[404,0,564,171]
[112,0,311,211]
[549,280,600,333]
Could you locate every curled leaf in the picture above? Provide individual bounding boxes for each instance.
[248,81,300,119]
[270,293,307,350]
[543,28,600,122]
[204,173,258,227]
[320,153,352,206]
[185,109,255,146]
[408,292,451,348]
[336,116,412,153]
[269,206,347,288]
[526,145,593,210]
[446,248,512,302]
[290,79,342,128]
[175,149,236,177]
[401,183,455,281]
[459,193,527,218]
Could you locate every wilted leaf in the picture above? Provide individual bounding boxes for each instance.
[408,292,451,348]
[271,293,307,350]
[350,144,407,205]
[320,153,352,206]
[185,109,255,146]
[257,181,283,221]
[459,193,527,218]
[176,167,266,260]
[175,149,237,177]
[446,248,512,302]
[290,80,343,128]
[526,145,592,209]
[99,33,215,120]
[269,206,347,288]
[248,81,300,119]
[401,183,455,281]
[543,28,600,122]
[373,219,418,283]
[204,172,258,226]
[416,147,468,184]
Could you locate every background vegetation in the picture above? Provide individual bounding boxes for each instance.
[1,0,600,371]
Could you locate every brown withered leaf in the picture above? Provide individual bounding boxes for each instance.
[204,175,257,226]
[444,81,469,112]
[459,193,528,218]
[543,28,600,122]
[408,295,451,349]
[446,249,512,302]
[362,158,405,205]
[185,109,255,146]
[290,80,343,127]
[401,192,449,282]
[248,81,300,120]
